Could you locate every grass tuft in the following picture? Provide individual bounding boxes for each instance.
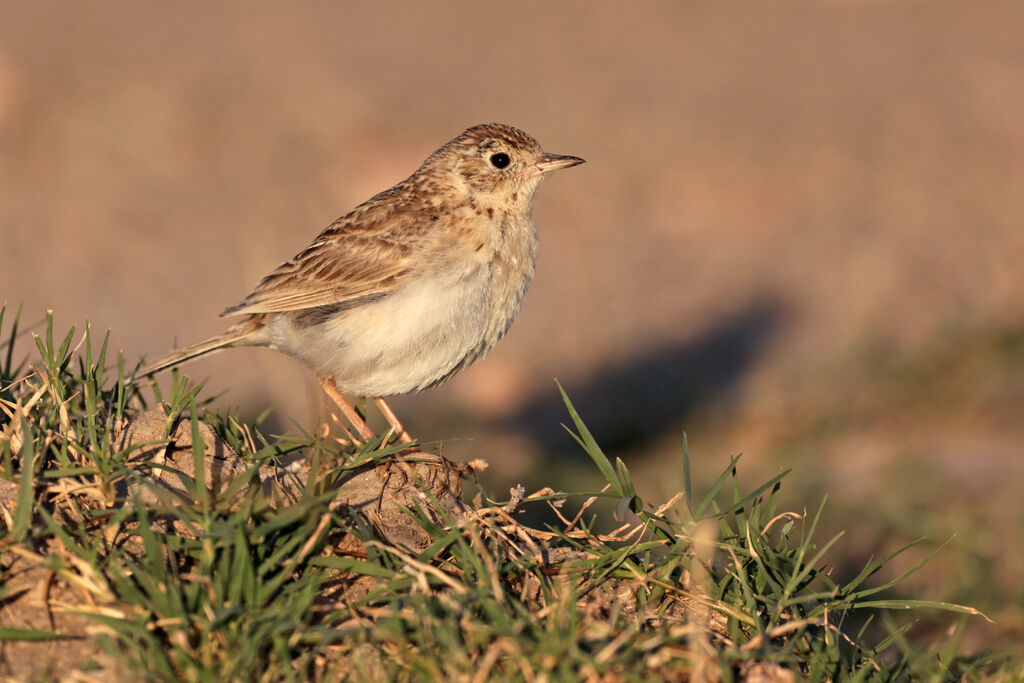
[0,307,1011,681]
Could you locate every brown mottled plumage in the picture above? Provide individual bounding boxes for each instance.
[138,123,584,442]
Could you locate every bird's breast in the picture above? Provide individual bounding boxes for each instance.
[480,213,539,342]
[434,204,538,340]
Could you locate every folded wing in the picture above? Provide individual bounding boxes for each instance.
[222,203,425,317]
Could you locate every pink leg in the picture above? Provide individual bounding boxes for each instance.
[373,397,415,445]
[318,375,375,442]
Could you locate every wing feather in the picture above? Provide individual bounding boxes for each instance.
[222,201,423,317]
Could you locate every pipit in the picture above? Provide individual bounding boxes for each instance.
[137,123,584,444]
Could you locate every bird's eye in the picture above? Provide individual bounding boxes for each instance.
[489,152,511,169]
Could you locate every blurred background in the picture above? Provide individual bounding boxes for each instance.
[2,0,1021,654]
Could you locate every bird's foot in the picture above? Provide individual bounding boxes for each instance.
[318,375,375,443]
[373,397,417,450]
[317,377,419,452]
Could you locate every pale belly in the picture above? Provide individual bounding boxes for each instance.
[265,265,501,397]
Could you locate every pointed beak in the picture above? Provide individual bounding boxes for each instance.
[529,153,586,176]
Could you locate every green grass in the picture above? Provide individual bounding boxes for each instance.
[0,308,1015,681]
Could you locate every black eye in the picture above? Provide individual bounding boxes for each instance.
[489,152,511,169]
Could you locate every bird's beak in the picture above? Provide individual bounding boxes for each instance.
[528,153,586,176]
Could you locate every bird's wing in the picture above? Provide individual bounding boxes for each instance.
[222,203,425,317]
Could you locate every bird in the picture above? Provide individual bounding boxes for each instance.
[136,123,584,444]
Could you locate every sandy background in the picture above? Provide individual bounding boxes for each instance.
[2,1,1022,650]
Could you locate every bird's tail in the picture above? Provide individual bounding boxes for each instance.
[133,320,264,380]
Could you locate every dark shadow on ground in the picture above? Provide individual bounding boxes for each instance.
[498,297,789,461]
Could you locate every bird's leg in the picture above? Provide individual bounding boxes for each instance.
[317,375,375,442]
[373,397,415,445]
[328,413,359,446]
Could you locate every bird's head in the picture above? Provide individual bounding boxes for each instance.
[420,123,584,212]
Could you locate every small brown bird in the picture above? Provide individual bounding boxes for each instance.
[138,123,584,443]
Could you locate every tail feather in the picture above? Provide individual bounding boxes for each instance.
[134,321,262,381]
